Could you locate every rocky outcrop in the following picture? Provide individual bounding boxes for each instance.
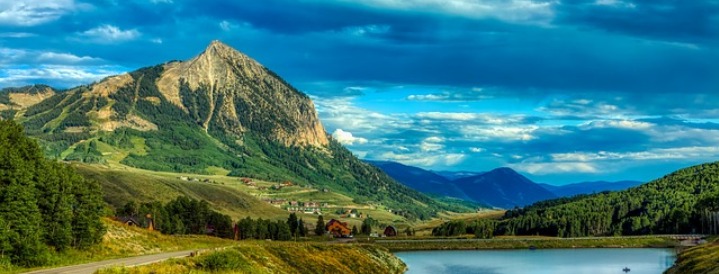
[156,40,329,147]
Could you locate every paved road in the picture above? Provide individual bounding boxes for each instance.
[23,249,199,274]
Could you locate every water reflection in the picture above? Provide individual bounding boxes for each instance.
[396,248,676,274]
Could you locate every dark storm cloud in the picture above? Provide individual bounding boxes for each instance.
[556,0,719,44]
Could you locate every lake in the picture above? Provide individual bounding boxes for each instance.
[395,248,676,274]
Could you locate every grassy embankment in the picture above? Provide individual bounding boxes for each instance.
[374,236,678,251]
[2,219,234,274]
[665,237,719,274]
[96,243,405,274]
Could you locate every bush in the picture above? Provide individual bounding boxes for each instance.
[198,250,249,271]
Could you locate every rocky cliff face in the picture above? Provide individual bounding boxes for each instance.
[3,41,327,147]
[157,40,328,147]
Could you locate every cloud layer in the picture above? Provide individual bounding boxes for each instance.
[0,0,716,184]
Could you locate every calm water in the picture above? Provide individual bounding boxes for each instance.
[395,248,676,274]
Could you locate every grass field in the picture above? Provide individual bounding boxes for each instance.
[96,243,406,274]
[1,219,235,274]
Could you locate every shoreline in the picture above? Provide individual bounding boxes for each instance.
[374,236,680,252]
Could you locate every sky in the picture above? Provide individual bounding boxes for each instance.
[0,0,718,184]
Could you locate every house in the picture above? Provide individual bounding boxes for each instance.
[305,201,319,208]
[349,213,357,218]
[325,219,351,237]
[383,226,398,237]
[281,181,294,187]
[289,201,299,206]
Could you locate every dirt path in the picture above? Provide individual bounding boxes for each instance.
[23,249,200,274]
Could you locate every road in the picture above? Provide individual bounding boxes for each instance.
[23,249,200,274]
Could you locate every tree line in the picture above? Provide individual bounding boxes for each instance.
[0,120,105,267]
[433,162,719,238]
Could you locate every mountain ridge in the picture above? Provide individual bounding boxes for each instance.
[1,40,466,220]
[367,161,643,209]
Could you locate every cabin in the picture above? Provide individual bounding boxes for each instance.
[383,226,398,237]
[325,219,351,237]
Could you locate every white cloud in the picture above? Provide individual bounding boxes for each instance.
[595,0,636,8]
[511,162,599,175]
[78,25,140,43]
[342,24,391,36]
[331,129,369,145]
[0,65,123,87]
[380,151,465,167]
[581,120,653,130]
[150,0,173,3]
[461,125,538,141]
[469,147,485,153]
[339,0,558,24]
[552,146,719,162]
[0,32,36,38]
[1,47,103,66]
[219,20,237,32]
[407,90,492,102]
[0,0,77,26]
[151,38,163,44]
[36,52,102,64]
[416,112,528,124]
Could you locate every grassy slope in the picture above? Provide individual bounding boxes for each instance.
[73,164,289,220]
[2,219,234,274]
[73,163,439,229]
[666,238,719,274]
[96,243,406,274]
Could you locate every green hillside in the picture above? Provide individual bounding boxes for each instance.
[2,41,472,220]
[492,161,719,237]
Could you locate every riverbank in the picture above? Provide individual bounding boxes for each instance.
[376,236,679,251]
[665,237,718,274]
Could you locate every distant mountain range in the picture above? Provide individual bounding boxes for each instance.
[538,180,643,197]
[367,160,643,209]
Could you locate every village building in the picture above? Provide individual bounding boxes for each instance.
[325,219,352,237]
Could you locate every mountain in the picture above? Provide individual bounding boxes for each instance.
[366,161,556,209]
[539,180,643,197]
[1,40,468,220]
[453,167,557,209]
[433,170,485,181]
[497,161,719,237]
[365,160,467,199]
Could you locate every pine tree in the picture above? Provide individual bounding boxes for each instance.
[287,213,298,236]
[315,215,325,236]
[298,218,307,237]
[361,218,373,235]
[0,120,48,266]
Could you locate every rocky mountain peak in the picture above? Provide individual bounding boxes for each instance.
[156,40,329,147]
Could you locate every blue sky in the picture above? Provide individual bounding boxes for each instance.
[0,0,718,184]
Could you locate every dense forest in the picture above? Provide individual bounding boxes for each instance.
[434,162,719,238]
[0,120,105,267]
